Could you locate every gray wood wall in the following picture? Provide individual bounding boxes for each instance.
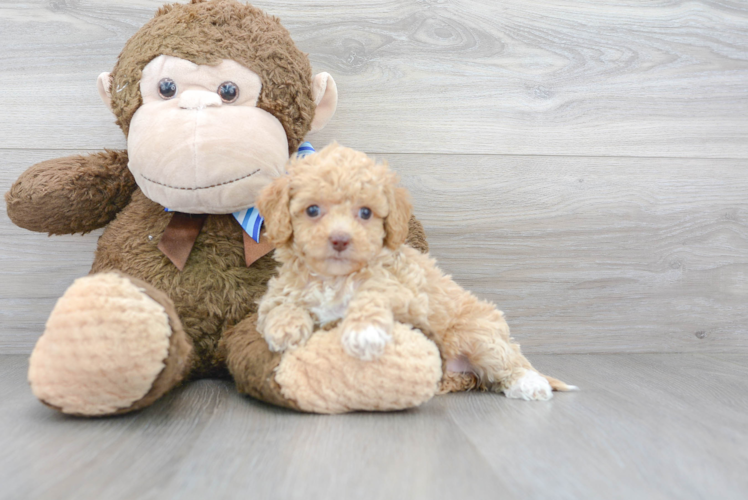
[1,0,746,355]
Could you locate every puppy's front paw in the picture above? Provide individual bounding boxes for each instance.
[341,324,392,361]
[263,312,313,353]
[503,371,553,401]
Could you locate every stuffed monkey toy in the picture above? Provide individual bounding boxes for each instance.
[5,0,446,415]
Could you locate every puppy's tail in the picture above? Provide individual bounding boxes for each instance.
[543,374,579,392]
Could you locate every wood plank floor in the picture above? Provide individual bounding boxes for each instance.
[1,353,746,500]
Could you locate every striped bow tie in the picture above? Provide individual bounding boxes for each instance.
[232,206,263,243]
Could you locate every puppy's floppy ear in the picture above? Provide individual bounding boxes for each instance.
[257,175,293,247]
[384,184,413,250]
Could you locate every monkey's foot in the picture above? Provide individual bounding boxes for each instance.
[274,323,443,413]
[28,272,192,416]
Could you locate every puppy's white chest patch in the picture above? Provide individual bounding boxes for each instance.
[310,300,348,326]
[305,279,356,326]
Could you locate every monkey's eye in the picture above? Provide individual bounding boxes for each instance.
[218,81,239,103]
[158,78,177,99]
[306,205,321,218]
[359,207,372,220]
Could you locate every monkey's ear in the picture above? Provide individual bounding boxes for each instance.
[384,186,413,250]
[309,72,337,133]
[257,176,294,247]
[97,72,113,111]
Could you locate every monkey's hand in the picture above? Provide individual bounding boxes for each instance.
[5,150,136,235]
[259,304,315,352]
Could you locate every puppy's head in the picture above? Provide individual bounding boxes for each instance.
[257,143,412,276]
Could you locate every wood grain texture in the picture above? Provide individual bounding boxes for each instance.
[1,1,746,354]
[0,150,101,354]
[3,150,746,354]
[387,153,748,354]
[0,0,747,156]
[1,353,746,500]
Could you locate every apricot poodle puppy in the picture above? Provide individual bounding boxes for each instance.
[256,144,576,400]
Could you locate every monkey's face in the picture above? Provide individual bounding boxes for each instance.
[126,55,289,214]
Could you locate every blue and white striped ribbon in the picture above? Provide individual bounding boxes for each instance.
[167,142,317,243]
[295,141,315,159]
[232,206,263,243]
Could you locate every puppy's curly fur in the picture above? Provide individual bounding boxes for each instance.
[256,144,576,400]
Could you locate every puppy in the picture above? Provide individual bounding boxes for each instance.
[256,144,576,401]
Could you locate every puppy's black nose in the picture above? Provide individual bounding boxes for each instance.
[330,232,350,252]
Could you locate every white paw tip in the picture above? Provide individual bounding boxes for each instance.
[342,325,392,361]
[504,371,553,401]
[566,385,580,392]
[265,341,284,353]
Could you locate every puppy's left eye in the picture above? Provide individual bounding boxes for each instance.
[306,205,320,217]
[358,207,372,220]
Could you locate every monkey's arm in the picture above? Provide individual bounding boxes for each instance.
[5,150,136,235]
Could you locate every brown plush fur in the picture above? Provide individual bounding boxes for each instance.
[6,0,433,415]
[220,314,301,411]
[5,150,135,235]
[110,0,314,153]
[405,216,429,254]
[9,166,429,401]
[89,189,428,378]
[91,189,277,377]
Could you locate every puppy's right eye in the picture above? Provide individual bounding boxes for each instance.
[358,207,372,220]
[306,205,320,217]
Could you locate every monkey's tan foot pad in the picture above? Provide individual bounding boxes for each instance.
[275,323,443,414]
[28,273,175,416]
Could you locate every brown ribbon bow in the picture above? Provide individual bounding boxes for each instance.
[158,212,274,271]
